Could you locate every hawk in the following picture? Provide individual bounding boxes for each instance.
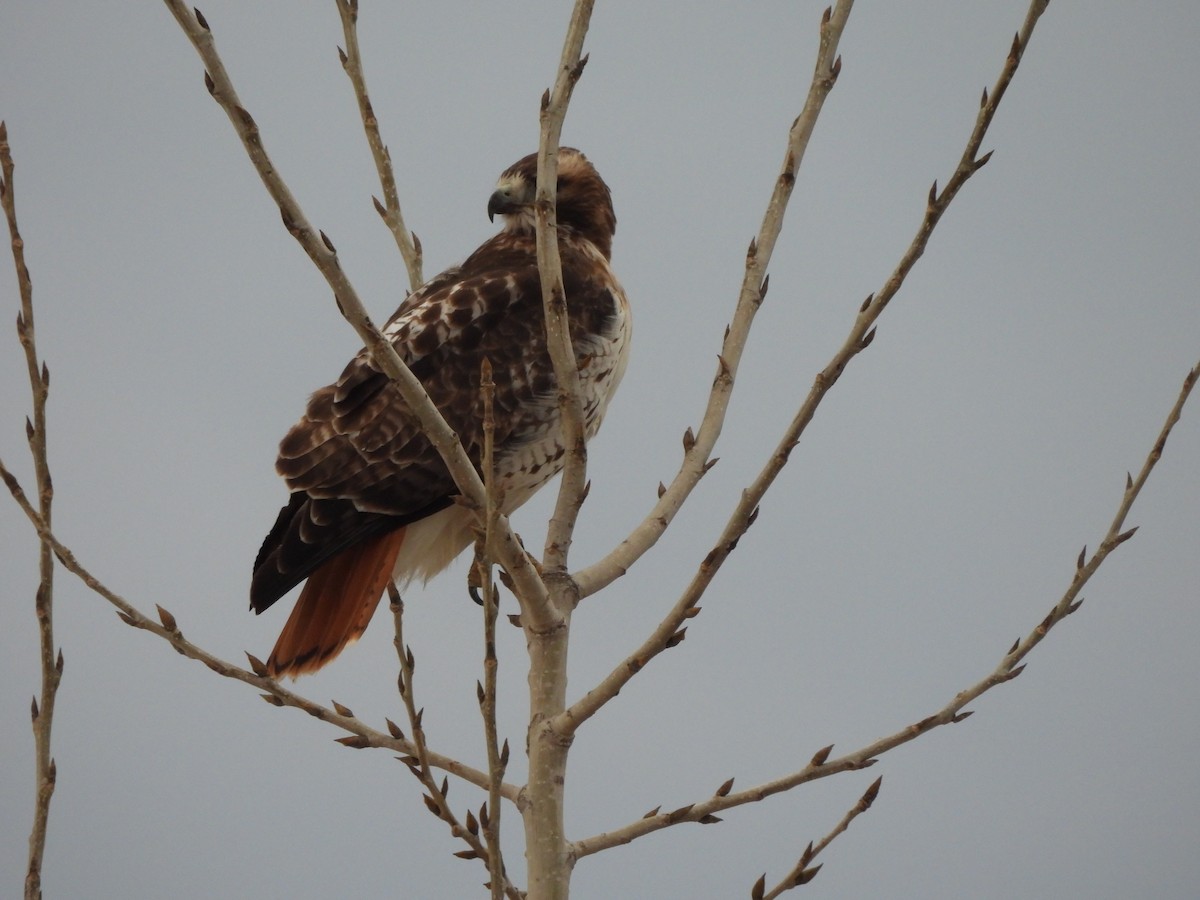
[250,149,630,677]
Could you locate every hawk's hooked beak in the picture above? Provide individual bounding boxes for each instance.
[487,175,533,222]
[487,187,518,222]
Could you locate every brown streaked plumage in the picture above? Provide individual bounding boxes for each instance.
[252,149,631,678]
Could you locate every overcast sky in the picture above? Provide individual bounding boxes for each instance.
[3,2,1199,898]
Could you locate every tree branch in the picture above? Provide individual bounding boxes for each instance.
[3,120,60,900]
[754,776,881,899]
[334,0,424,290]
[535,0,593,581]
[476,358,511,899]
[573,0,854,601]
[390,589,523,900]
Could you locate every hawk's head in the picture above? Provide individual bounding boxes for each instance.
[487,148,617,259]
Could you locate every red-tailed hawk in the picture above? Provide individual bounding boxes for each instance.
[251,148,630,677]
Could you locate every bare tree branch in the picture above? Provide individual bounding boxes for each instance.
[3,120,60,900]
[534,0,594,580]
[755,776,881,899]
[476,358,510,900]
[390,589,523,900]
[334,0,424,289]
[573,1,854,601]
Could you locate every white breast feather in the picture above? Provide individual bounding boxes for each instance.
[392,259,631,588]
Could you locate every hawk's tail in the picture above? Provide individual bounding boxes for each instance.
[266,528,408,678]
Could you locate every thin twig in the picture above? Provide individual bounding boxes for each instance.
[161,1,548,609]
[534,0,594,582]
[570,356,1198,860]
[334,0,423,289]
[390,589,523,900]
[756,777,881,898]
[476,358,509,899]
[3,121,59,900]
[573,0,854,600]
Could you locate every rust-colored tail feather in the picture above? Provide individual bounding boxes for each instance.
[266,528,407,678]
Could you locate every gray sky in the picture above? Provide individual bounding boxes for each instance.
[3,2,1199,898]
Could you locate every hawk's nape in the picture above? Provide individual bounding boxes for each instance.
[250,149,631,678]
